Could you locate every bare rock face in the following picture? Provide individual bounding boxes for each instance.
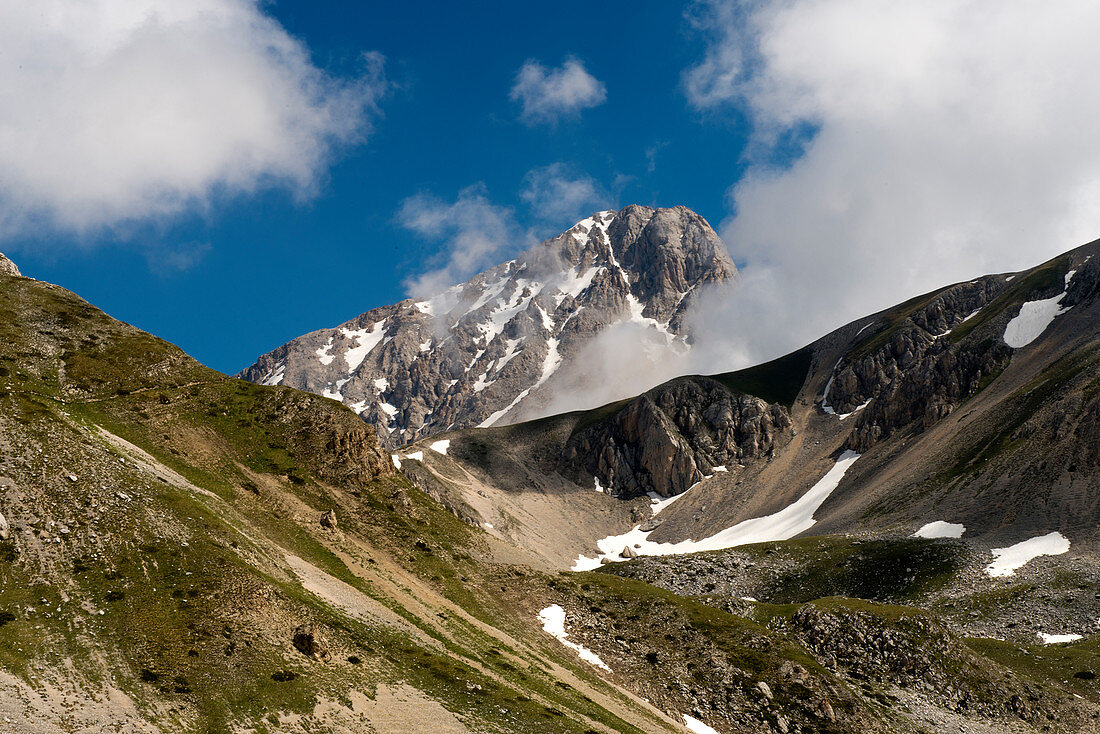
[565,377,792,499]
[292,624,328,661]
[823,253,1100,454]
[0,252,20,277]
[239,205,736,448]
[820,278,1012,453]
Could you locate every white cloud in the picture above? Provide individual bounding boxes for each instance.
[682,0,1100,366]
[0,0,385,237]
[520,164,613,228]
[403,164,616,296]
[398,186,519,297]
[511,57,606,124]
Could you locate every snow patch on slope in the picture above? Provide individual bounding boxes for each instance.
[537,605,610,672]
[478,337,562,428]
[913,521,966,539]
[1003,270,1076,348]
[573,451,861,571]
[342,320,387,371]
[316,338,335,366]
[259,362,285,386]
[682,715,721,734]
[986,532,1070,577]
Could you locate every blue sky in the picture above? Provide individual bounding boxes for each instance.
[6,1,750,373]
[5,1,1100,375]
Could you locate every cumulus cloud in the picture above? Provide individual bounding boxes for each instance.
[398,186,519,297]
[681,0,1100,367]
[511,57,606,124]
[0,0,385,237]
[520,164,614,229]
[403,164,617,296]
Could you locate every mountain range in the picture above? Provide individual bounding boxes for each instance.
[4,216,1100,733]
[239,205,735,447]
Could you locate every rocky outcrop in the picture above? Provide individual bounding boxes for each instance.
[292,623,329,661]
[828,254,1100,454]
[565,377,792,499]
[246,388,394,485]
[0,252,19,277]
[820,278,1012,452]
[789,602,1043,723]
[239,205,736,447]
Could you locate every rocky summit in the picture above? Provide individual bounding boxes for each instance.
[239,205,736,447]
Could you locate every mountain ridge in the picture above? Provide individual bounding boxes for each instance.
[5,237,1100,733]
[239,204,736,447]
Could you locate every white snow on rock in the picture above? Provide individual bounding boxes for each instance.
[373,377,389,392]
[472,371,493,393]
[913,521,966,539]
[403,450,424,463]
[554,265,600,306]
[1003,270,1076,348]
[537,605,610,672]
[429,439,450,455]
[342,320,387,371]
[594,477,605,493]
[495,338,524,371]
[985,531,1070,577]
[683,715,721,734]
[479,337,562,428]
[1038,632,1083,644]
[316,338,335,366]
[259,362,286,386]
[573,451,861,571]
[475,278,543,345]
[935,308,982,339]
[391,454,401,470]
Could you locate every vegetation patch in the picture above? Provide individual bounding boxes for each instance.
[710,347,813,407]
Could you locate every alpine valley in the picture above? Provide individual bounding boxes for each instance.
[5,207,1100,734]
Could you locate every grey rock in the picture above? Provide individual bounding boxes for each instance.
[0,253,19,277]
[319,509,337,530]
[239,206,736,448]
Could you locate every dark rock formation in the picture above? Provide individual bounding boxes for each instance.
[565,377,792,499]
[292,624,328,661]
[821,278,1013,452]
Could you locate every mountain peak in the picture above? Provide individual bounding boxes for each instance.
[239,205,735,447]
